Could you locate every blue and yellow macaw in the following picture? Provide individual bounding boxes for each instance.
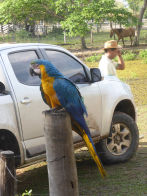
[30,59,106,177]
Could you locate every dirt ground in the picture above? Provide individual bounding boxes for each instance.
[72,44,147,59]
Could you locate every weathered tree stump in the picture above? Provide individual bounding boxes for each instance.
[43,110,79,196]
[0,151,16,196]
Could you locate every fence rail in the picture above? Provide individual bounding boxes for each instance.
[0,20,147,36]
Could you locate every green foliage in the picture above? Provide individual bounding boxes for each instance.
[22,189,32,196]
[144,9,147,19]
[0,0,56,26]
[139,49,147,58]
[109,7,137,27]
[61,14,89,37]
[127,0,143,14]
[139,49,147,63]
[56,0,136,37]
[15,30,32,39]
[122,50,137,61]
[85,54,101,62]
[0,0,137,48]
[51,26,63,34]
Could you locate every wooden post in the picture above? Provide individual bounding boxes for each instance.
[43,110,79,196]
[0,151,16,196]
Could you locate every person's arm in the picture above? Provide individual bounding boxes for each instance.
[117,50,125,70]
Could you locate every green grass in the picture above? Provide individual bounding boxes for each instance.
[16,139,147,196]
[117,60,147,106]
[85,54,102,62]
[122,51,137,61]
[76,146,147,196]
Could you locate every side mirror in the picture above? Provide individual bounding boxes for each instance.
[0,82,5,94]
[90,68,102,82]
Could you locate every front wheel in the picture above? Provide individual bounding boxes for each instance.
[95,112,139,164]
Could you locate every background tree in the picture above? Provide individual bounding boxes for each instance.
[127,0,147,45]
[0,0,58,36]
[56,0,135,49]
[56,0,90,49]
[0,0,138,47]
[108,7,137,29]
[135,0,147,45]
[127,0,142,15]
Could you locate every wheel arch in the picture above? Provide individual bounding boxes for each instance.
[100,99,136,137]
[114,99,136,121]
[0,129,21,166]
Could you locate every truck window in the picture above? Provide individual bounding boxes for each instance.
[8,51,41,86]
[45,50,88,83]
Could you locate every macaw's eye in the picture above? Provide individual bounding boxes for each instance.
[30,61,39,67]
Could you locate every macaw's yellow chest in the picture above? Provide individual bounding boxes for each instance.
[42,77,55,96]
[40,66,61,108]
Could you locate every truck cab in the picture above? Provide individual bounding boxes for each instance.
[0,43,139,166]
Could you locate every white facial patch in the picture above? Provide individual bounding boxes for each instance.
[34,68,41,74]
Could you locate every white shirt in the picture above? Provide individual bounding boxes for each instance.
[99,55,118,77]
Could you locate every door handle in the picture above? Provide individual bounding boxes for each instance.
[21,97,32,104]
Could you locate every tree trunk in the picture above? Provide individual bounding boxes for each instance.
[134,0,147,46]
[81,36,87,49]
[64,30,66,44]
[96,24,99,33]
[110,21,113,29]
[90,28,93,44]
[25,23,30,32]
[29,22,36,37]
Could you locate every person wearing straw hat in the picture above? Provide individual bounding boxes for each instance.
[98,40,125,77]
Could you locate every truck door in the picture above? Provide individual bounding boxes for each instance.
[1,47,48,157]
[40,48,102,138]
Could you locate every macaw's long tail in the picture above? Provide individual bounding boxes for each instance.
[72,120,107,178]
[82,130,107,178]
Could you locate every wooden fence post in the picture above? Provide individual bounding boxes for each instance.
[43,110,79,196]
[0,151,16,196]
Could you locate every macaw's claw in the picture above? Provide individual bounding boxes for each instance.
[49,106,65,113]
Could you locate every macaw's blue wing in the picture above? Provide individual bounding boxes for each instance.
[54,78,86,112]
[53,78,106,177]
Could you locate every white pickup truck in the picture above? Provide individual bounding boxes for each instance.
[0,43,139,167]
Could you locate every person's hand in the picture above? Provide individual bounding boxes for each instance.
[117,49,122,57]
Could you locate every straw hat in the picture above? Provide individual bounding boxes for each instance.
[104,40,122,49]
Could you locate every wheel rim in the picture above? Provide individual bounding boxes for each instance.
[106,123,132,156]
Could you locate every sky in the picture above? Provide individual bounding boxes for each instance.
[116,0,129,7]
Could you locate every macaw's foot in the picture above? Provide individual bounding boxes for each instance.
[42,107,65,115]
[50,106,65,113]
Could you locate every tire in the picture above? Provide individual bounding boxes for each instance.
[95,112,139,164]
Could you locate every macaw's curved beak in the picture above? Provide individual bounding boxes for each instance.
[29,67,41,76]
[30,62,41,77]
